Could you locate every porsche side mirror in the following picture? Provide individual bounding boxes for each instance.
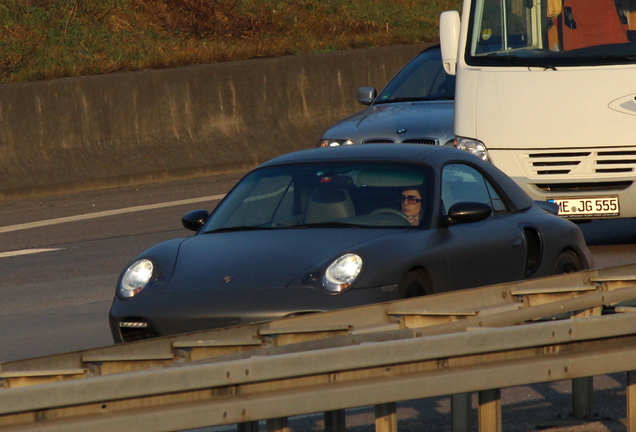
[534,200,560,215]
[445,202,492,225]
[356,87,377,106]
[182,209,210,231]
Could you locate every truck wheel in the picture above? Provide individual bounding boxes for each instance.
[552,250,583,275]
[398,270,433,298]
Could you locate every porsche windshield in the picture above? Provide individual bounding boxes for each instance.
[467,0,636,67]
[203,162,433,232]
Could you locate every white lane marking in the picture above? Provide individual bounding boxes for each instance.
[0,194,226,234]
[0,248,63,258]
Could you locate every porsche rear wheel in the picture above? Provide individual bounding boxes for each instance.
[398,270,433,298]
[552,250,584,275]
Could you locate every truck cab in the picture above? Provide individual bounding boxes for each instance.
[440,0,636,219]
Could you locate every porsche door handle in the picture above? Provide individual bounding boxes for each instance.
[511,238,523,250]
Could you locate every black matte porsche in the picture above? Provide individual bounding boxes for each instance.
[109,145,593,342]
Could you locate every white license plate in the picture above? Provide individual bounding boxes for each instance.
[548,196,620,218]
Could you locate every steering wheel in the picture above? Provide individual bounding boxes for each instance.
[370,208,409,221]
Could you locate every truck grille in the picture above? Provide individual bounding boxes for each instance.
[524,149,636,176]
[535,181,632,193]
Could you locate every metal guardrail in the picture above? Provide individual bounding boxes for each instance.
[3,264,636,431]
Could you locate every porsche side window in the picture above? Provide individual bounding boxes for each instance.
[485,181,507,213]
[441,164,508,214]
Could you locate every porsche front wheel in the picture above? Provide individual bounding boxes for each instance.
[398,270,433,298]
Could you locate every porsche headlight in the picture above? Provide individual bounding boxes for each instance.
[322,253,363,293]
[318,139,355,148]
[455,136,492,163]
[119,259,154,298]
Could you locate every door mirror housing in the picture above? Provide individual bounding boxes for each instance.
[356,87,377,106]
[445,202,492,225]
[440,10,460,75]
[182,209,210,231]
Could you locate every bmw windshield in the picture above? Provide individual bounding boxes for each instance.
[203,162,433,232]
[374,48,455,104]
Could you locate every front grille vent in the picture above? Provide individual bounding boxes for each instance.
[526,151,589,175]
[361,138,438,145]
[535,181,632,193]
[402,138,438,145]
[362,138,396,144]
[523,149,636,176]
[119,319,159,342]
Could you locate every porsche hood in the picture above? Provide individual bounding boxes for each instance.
[164,229,404,291]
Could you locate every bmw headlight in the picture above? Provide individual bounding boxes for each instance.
[318,139,355,148]
[119,259,154,298]
[322,253,363,293]
[455,136,492,163]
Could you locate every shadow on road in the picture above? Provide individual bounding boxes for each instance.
[578,219,636,246]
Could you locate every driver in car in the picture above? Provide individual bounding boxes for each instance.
[400,189,423,226]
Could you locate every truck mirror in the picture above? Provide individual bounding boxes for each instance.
[439,11,460,76]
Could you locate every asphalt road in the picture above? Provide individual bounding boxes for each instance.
[1,173,636,363]
[0,172,245,362]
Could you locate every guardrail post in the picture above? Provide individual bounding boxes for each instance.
[375,402,397,432]
[572,376,593,419]
[266,417,289,432]
[238,421,260,432]
[452,393,473,432]
[324,409,346,432]
[628,371,636,431]
[478,389,501,432]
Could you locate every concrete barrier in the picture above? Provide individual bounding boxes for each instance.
[0,43,431,200]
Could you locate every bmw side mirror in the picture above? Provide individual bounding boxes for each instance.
[445,202,492,225]
[182,209,210,231]
[357,87,377,106]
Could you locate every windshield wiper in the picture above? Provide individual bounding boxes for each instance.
[481,53,559,69]
[290,222,366,229]
[206,222,368,233]
[205,226,276,234]
[375,96,452,104]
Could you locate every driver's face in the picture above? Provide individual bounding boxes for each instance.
[401,189,422,217]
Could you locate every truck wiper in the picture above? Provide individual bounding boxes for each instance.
[482,54,558,69]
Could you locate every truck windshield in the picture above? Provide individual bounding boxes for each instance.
[467,0,636,67]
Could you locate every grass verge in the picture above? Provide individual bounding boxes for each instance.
[1,0,461,83]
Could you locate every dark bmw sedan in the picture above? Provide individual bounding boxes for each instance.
[109,145,592,342]
[319,45,455,148]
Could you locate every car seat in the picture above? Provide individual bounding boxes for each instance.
[304,188,355,223]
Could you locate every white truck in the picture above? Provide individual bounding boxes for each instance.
[439,0,636,219]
